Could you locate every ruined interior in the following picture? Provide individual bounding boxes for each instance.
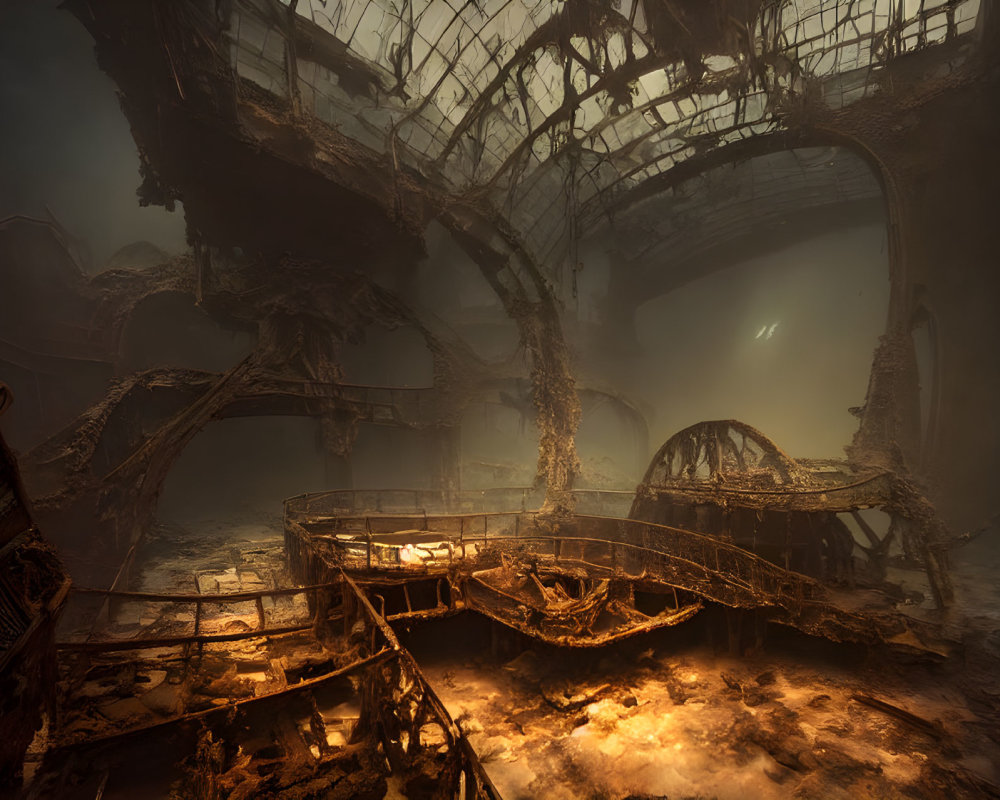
[1,0,998,797]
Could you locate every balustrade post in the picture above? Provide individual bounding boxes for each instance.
[255,595,266,631]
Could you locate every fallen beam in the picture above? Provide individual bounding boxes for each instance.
[850,693,946,740]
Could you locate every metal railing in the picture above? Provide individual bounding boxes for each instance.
[261,378,439,427]
[58,583,340,651]
[51,572,501,798]
[285,506,825,614]
[342,572,502,799]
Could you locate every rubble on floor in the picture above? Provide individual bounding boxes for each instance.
[419,632,999,800]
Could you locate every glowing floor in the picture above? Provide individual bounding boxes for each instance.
[410,617,998,800]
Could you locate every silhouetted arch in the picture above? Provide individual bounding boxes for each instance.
[639,420,801,488]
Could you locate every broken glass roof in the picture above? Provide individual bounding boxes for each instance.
[231,0,981,278]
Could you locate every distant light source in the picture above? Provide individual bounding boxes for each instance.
[755,322,780,340]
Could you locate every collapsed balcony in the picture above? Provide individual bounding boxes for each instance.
[1,0,998,795]
[14,472,993,798]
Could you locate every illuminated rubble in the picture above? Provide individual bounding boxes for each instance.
[1,0,998,797]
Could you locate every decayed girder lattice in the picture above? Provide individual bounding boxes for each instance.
[227,0,982,281]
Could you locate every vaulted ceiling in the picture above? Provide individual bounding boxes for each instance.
[226,0,979,287]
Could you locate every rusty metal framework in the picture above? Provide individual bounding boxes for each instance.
[0,219,640,582]
[219,0,983,278]
[54,0,999,515]
[283,487,944,650]
[32,570,499,799]
[0,0,998,795]
[629,420,954,608]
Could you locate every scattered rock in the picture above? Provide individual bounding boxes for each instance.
[742,686,768,707]
[821,717,854,737]
[721,671,770,706]
[138,669,167,691]
[792,773,829,798]
[756,670,777,686]
[772,735,813,771]
[541,680,611,712]
[77,680,117,699]
[195,665,255,699]
[810,738,882,777]
[98,697,154,724]
[115,662,138,697]
[664,676,691,704]
[585,698,625,732]
[721,672,742,692]
[140,681,183,715]
[764,763,796,784]
[59,717,104,743]
[508,705,540,735]
[503,650,543,683]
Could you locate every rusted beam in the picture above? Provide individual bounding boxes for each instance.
[851,510,883,548]
[57,619,342,652]
[850,693,946,741]
[69,581,343,603]
[47,647,395,754]
[0,577,71,673]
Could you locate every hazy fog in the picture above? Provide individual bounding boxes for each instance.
[0,2,892,514]
[0,0,186,268]
[631,224,889,459]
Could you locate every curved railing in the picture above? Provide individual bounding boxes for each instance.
[283,506,826,614]
[633,468,894,513]
[254,378,439,427]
